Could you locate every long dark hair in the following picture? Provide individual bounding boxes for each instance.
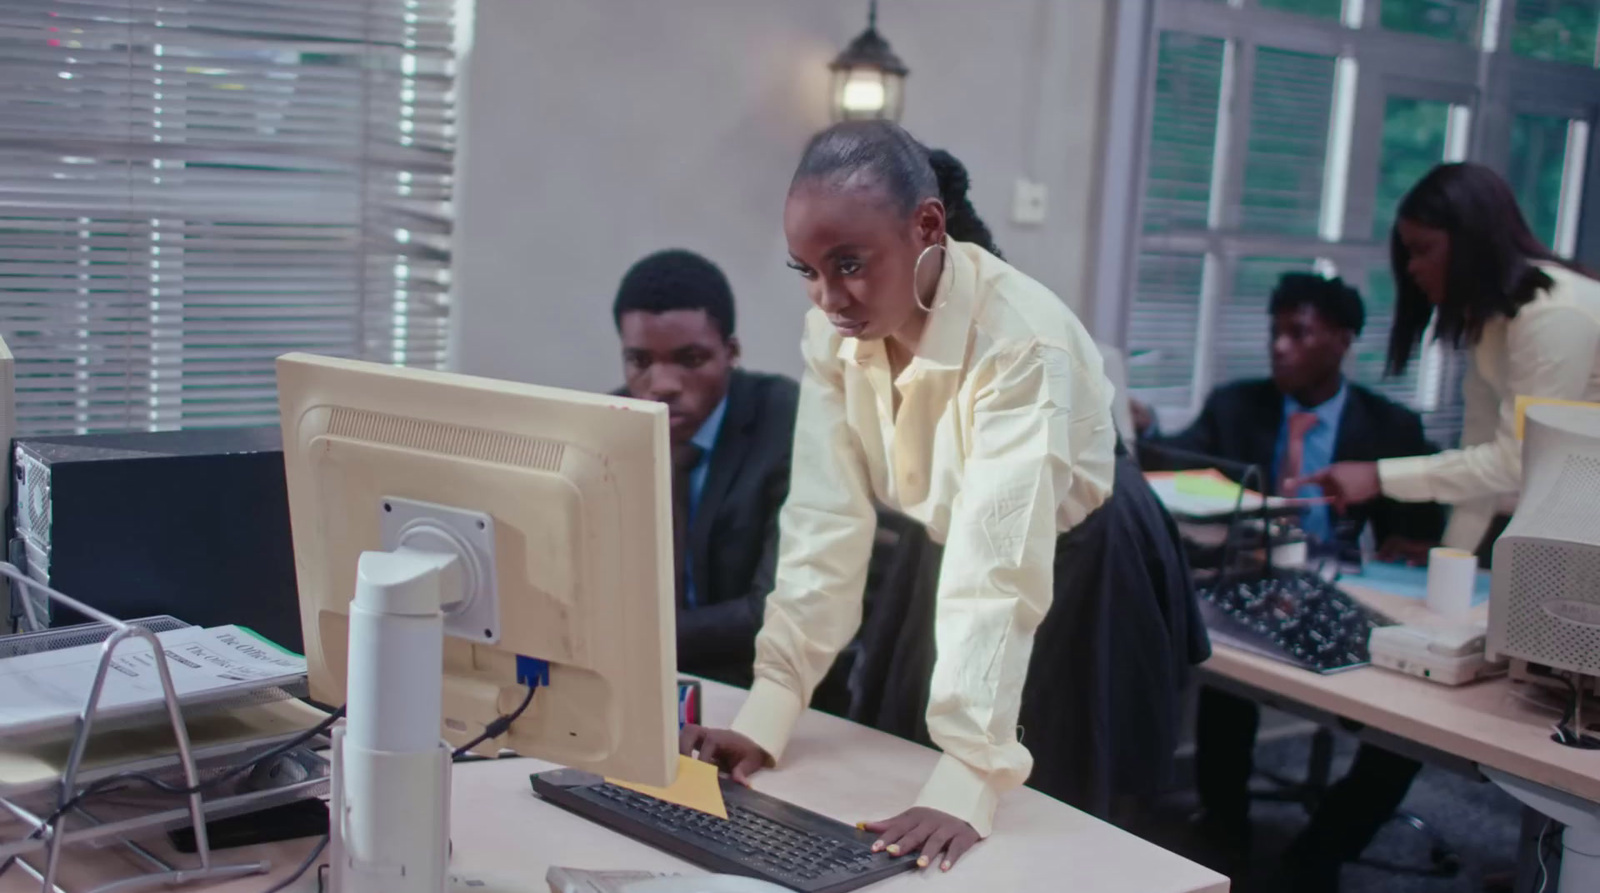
[791,120,1002,258]
[1386,162,1572,375]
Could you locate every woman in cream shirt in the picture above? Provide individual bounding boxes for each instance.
[680,121,1208,871]
[1298,163,1600,551]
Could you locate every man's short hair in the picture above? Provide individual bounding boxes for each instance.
[612,249,736,340]
[1268,272,1366,336]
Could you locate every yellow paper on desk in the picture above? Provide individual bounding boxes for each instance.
[606,754,727,819]
[1172,469,1247,500]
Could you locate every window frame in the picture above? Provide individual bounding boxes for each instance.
[1096,0,1600,436]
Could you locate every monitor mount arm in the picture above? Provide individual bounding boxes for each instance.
[328,546,456,893]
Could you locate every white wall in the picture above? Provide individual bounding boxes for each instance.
[452,0,1112,390]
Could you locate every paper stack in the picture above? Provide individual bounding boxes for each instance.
[0,624,307,738]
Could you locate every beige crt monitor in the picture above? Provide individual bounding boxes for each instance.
[277,353,677,787]
[1490,402,1600,680]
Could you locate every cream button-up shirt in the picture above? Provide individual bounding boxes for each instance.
[729,239,1116,837]
[1379,265,1600,550]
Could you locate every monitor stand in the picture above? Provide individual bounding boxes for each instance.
[326,547,457,893]
[1484,767,1600,893]
[322,542,547,893]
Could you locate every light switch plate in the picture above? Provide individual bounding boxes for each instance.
[1012,178,1048,225]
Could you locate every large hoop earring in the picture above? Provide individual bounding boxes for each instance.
[913,242,947,313]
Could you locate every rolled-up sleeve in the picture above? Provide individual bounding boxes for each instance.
[730,316,877,764]
[914,342,1114,837]
[1380,305,1600,505]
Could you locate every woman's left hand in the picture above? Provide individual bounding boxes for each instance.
[1288,460,1382,510]
[862,807,980,872]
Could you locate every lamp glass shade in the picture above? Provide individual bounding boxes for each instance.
[830,66,904,121]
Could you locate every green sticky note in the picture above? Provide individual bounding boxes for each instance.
[1172,472,1244,501]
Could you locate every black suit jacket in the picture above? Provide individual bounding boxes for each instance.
[619,369,799,687]
[1140,379,1445,545]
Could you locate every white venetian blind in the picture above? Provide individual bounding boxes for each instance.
[1139,32,1225,236]
[1127,31,1224,408]
[0,0,455,435]
[1237,48,1335,238]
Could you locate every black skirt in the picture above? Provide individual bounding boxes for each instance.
[850,448,1210,819]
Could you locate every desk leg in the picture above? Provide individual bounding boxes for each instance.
[1484,768,1599,893]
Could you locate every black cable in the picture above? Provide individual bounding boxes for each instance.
[259,833,329,893]
[5,685,537,878]
[1550,675,1600,748]
[1557,676,1579,740]
[452,683,538,759]
[0,704,345,879]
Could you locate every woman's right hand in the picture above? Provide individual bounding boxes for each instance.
[1288,460,1382,511]
[679,725,769,785]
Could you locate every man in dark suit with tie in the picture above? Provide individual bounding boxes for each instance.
[613,250,799,690]
[1134,273,1446,892]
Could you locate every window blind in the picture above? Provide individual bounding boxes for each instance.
[1380,0,1482,44]
[0,0,455,435]
[1127,251,1207,408]
[1140,31,1224,236]
[1126,31,1223,406]
[1238,48,1335,237]
[1348,267,1419,404]
[1511,0,1600,65]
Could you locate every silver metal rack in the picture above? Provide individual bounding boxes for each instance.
[0,564,327,893]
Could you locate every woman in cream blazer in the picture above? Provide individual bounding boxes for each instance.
[1297,163,1600,552]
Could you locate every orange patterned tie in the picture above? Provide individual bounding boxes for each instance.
[1280,411,1319,495]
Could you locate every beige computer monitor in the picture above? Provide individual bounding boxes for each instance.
[1490,402,1600,679]
[277,353,677,786]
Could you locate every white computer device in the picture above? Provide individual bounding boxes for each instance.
[1368,621,1506,686]
[278,353,678,893]
[1488,402,1600,678]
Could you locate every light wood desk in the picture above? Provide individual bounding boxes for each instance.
[1200,583,1600,805]
[1201,582,1600,891]
[3,682,1228,893]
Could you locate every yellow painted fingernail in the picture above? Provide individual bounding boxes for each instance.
[887,844,900,856]
[855,822,867,831]
[917,856,929,868]
[872,841,884,852]
[942,862,952,871]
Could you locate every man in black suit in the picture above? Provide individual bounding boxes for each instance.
[613,250,798,689]
[1135,282,1443,558]
[1134,274,1446,892]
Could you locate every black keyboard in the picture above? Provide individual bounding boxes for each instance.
[531,768,913,893]
[1198,568,1391,673]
